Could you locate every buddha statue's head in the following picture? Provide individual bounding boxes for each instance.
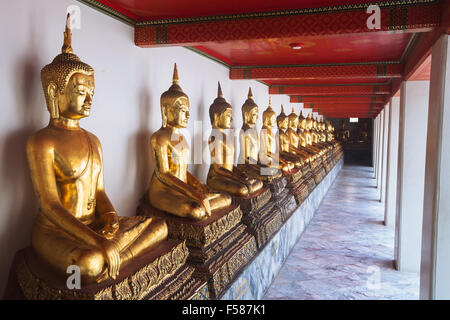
[298,110,306,130]
[41,14,95,121]
[160,63,190,129]
[305,113,313,130]
[209,82,232,129]
[241,87,258,127]
[262,97,276,128]
[276,105,289,131]
[340,120,347,129]
[288,107,299,130]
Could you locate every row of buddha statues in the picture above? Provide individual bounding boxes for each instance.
[8,15,343,300]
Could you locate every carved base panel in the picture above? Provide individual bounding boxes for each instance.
[275,190,298,222]
[302,171,316,193]
[137,202,257,300]
[246,205,283,249]
[265,176,288,197]
[313,165,327,184]
[13,240,198,300]
[233,187,271,214]
[283,168,303,185]
[291,183,310,205]
[138,203,242,249]
[191,230,257,299]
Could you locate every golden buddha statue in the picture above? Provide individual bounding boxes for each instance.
[260,98,294,172]
[358,122,370,143]
[304,113,324,155]
[237,88,282,180]
[286,107,317,162]
[26,15,168,285]
[276,106,305,168]
[207,83,263,197]
[336,121,350,142]
[148,65,232,220]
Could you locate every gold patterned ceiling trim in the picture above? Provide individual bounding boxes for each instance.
[77,0,438,27]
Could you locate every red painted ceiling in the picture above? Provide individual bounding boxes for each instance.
[89,0,445,118]
[408,54,431,81]
[97,0,387,21]
[194,33,410,66]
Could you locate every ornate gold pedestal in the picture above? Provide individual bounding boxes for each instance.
[12,241,208,300]
[137,203,257,299]
[274,188,298,222]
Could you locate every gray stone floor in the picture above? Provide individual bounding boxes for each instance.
[264,165,419,300]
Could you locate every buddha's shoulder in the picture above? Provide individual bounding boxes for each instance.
[150,128,171,145]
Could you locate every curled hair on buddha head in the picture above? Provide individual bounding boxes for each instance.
[288,106,298,122]
[160,63,189,127]
[209,82,232,126]
[262,96,276,120]
[41,13,94,119]
[241,87,258,122]
[276,105,287,124]
[299,109,306,120]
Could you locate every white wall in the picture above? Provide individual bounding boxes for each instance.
[0,0,291,294]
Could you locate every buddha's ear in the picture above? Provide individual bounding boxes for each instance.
[47,82,59,119]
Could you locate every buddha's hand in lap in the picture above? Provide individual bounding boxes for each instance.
[202,198,212,217]
[98,212,120,240]
[98,238,121,280]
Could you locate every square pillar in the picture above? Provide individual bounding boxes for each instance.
[377,110,385,189]
[384,97,400,226]
[420,35,450,299]
[395,80,429,272]
[380,104,389,202]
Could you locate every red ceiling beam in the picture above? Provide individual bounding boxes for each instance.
[290,96,386,104]
[135,3,440,47]
[269,84,391,95]
[230,63,402,80]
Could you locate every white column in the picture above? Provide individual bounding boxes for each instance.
[374,115,379,177]
[384,97,400,226]
[380,104,389,202]
[377,110,385,191]
[420,35,450,299]
[395,80,429,272]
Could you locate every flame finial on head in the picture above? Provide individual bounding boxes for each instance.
[248,87,253,98]
[62,13,73,54]
[217,81,223,97]
[172,63,179,85]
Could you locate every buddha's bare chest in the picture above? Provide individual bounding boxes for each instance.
[52,137,100,182]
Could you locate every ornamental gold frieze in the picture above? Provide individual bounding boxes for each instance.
[163,205,243,249]
[233,187,272,214]
[17,241,189,300]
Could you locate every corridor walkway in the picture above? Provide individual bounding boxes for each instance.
[264,165,419,300]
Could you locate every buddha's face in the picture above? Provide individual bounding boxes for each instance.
[245,107,258,126]
[288,116,298,130]
[277,117,288,130]
[167,97,190,128]
[57,72,95,119]
[215,108,232,129]
[263,113,276,128]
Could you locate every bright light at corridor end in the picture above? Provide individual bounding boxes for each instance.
[349,118,359,123]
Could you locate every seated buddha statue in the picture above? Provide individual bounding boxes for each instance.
[358,122,370,143]
[304,113,324,155]
[297,110,320,160]
[148,65,232,220]
[26,16,168,285]
[285,108,315,163]
[336,121,350,142]
[276,106,305,168]
[259,98,294,172]
[206,83,263,197]
[237,88,282,178]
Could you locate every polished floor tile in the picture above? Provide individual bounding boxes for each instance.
[264,165,419,300]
